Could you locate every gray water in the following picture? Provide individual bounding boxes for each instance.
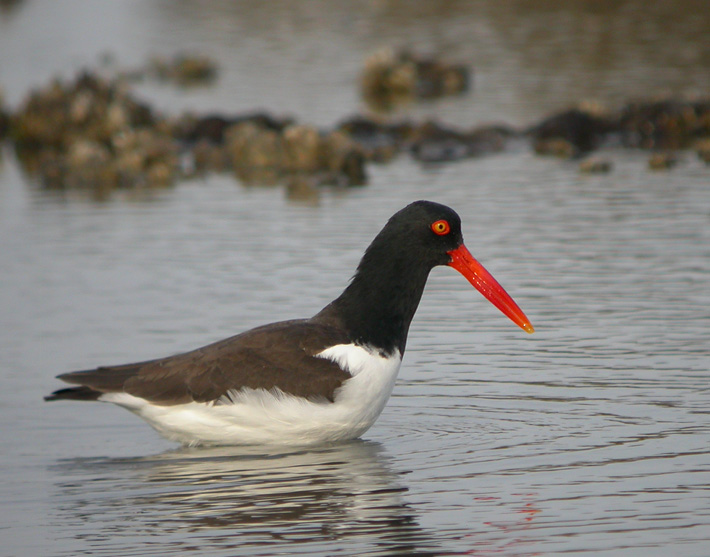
[1,2,709,556]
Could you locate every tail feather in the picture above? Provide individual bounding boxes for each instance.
[45,362,146,402]
[57,365,142,391]
[44,386,102,402]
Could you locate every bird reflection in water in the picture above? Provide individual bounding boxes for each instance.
[50,440,443,555]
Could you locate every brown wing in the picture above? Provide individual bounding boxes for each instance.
[49,319,352,405]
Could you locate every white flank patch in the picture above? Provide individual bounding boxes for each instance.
[100,344,402,447]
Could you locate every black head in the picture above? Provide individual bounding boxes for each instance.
[317,201,467,355]
[359,200,464,272]
[315,200,533,354]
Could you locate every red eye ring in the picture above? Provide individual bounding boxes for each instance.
[431,220,450,235]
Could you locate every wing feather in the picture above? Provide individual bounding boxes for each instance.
[48,319,352,405]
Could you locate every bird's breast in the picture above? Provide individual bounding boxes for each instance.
[316,343,402,411]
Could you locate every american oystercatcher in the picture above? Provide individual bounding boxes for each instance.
[45,201,534,446]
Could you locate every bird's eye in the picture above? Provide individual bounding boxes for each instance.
[431,220,450,235]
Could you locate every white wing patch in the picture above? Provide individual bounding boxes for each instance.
[316,343,399,376]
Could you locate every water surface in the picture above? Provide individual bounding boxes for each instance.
[1,2,709,556]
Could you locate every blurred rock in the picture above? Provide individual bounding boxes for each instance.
[0,86,7,134]
[410,121,471,162]
[619,99,710,150]
[465,125,517,156]
[361,48,470,110]
[579,156,613,174]
[531,99,710,170]
[11,71,179,195]
[410,121,515,162]
[530,108,614,157]
[648,152,679,170]
[283,125,322,171]
[224,120,367,187]
[149,54,218,86]
[285,174,320,205]
[8,56,707,200]
[177,112,292,144]
[695,138,710,165]
[226,121,285,170]
[533,138,577,158]
[336,115,411,162]
[190,139,230,174]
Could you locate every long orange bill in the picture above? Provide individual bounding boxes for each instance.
[447,244,534,333]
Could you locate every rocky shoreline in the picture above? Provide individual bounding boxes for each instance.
[1,52,708,199]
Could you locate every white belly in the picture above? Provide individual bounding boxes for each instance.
[101,344,402,446]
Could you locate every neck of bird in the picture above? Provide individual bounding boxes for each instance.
[317,253,433,356]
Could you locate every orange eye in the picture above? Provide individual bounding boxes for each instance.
[431,220,450,235]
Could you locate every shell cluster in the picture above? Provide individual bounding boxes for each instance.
[1,50,708,200]
[361,48,470,110]
[11,72,179,197]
